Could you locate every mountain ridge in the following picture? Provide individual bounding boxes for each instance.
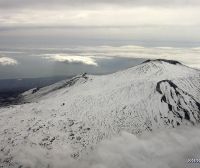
[142,59,182,65]
[0,59,200,167]
[21,59,199,102]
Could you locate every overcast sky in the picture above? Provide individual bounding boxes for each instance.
[0,0,200,47]
[0,1,200,79]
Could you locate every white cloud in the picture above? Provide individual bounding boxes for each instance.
[0,56,18,66]
[35,46,200,69]
[69,45,200,69]
[44,54,98,66]
[15,125,200,168]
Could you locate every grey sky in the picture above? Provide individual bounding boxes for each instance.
[0,0,200,47]
[0,0,200,9]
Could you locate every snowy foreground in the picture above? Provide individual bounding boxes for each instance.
[0,59,200,168]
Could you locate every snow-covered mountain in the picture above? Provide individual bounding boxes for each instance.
[0,59,200,167]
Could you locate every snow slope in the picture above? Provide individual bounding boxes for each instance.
[0,59,200,167]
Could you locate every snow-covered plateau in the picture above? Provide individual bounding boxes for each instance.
[0,59,200,168]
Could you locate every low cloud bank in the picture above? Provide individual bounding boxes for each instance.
[44,54,98,66]
[0,56,18,66]
[38,45,200,69]
[76,45,200,69]
[15,125,200,168]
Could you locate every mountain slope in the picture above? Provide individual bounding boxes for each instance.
[0,59,200,167]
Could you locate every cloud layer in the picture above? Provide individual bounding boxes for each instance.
[41,46,200,69]
[15,125,200,168]
[1,46,200,69]
[86,45,200,69]
[0,56,18,66]
[44,54,98,66]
